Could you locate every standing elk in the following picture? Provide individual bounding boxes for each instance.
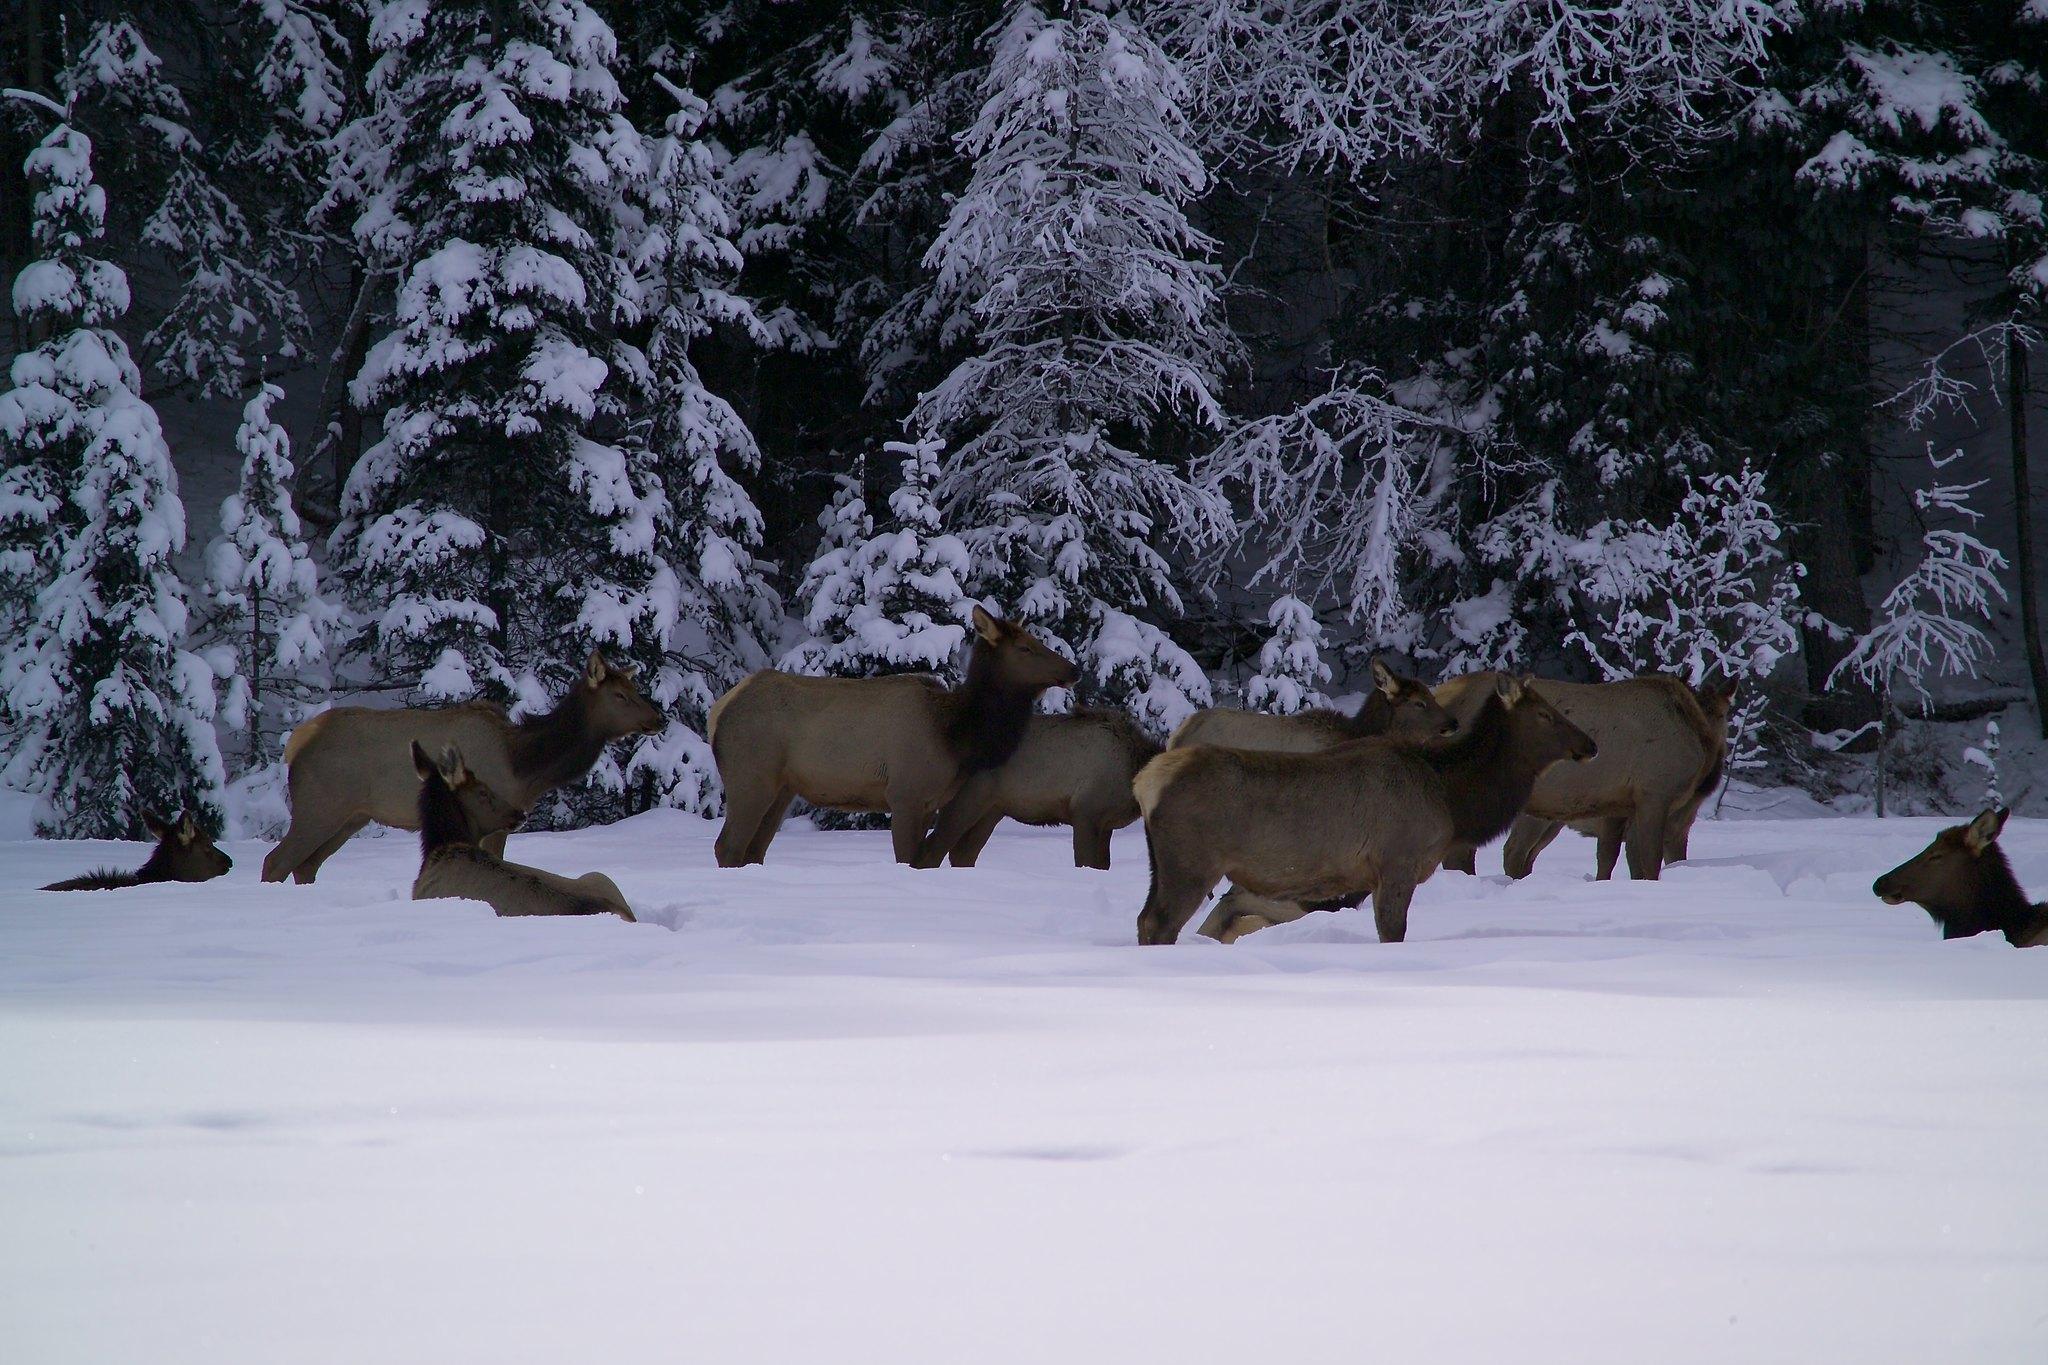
[913,707,1160,870]
[42,811,233,891]
[708,606,1077,866]
[261,651,662,884]
[1167,660,1457,752]
[410,742,635,922]
[1434,674,1733,881]
[1873,808,2048,947]
[1133,676,1596,947]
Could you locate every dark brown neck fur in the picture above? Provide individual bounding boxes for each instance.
[1922,843,2042,945]
[417,771,479,861]
[1417,694,1555,848]
[943,639,1043,775]
[506,686,612,795]
[1344,689,1395,737]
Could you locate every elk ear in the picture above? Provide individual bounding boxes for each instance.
[411,741,436,781]
[1371,659,1399,696]
[176,812,200,843]
[971,605,1003,644]
[141,810,172,840]
[585,650,608,686]
[439,745,470,787]
[1965,807,2009,855]
[1494,675,1525,706]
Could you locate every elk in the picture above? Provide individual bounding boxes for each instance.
[708,606,1077,866]
[913,708,1160,870]
[1435,674,1731,881]
[42,811,233,891]
[1167,660,1456,752]
[1872,808,2048,947]
[410,742,635,922]
[1133,676,1597,947]
[261,651,662,884]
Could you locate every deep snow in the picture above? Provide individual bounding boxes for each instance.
[2,804,2046,1363]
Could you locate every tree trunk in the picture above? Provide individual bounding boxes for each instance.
[1875,683,1889,818]
[247,584,264,773]
[2012,329,2048,740]
[301,268,379,522]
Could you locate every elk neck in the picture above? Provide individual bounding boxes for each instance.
[417,771,478,861]
[507,686,611,795]
[1345,689,1394,737]
[944,641,1040,775]
[1420,694,1541,847]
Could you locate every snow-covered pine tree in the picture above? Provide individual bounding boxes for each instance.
[616,74,779,816]
[334,0,655,729]
[1827,447,2009,816]
[1243,595,1332,715]
[783,435,974,681]
[911,1,1232,736]
[62,17,309,397]
[0,110,225,837]
[202,381,335,774]
[0,109,122,642]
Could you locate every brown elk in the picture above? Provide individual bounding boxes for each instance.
[1167,660,1457,752]
[42,811,233,891]
[410,742,635,922]
[913,707,1160,870]
[261,651,662,884]
[1435,674,1731,881]
[708,606,1077,866]
[1133,676,1596,947]
[1873,808,2048,947]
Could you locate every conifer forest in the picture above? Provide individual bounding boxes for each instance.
[4,0,2047,838]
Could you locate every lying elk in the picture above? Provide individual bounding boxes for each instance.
[1167,660,1456,753]
[914,708,1160,870]
[411,742,635,922]
[1134,676,1596,947]
[1873,808,2048,947]
[1435,674,1733,882]
[709,606,1077,866]
[262,651,662,884]
[43,811,232,891]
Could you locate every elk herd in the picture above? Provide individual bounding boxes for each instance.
[37,608,2048,951]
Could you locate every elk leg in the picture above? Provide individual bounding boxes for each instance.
[480,828,510,859]
[1502,816,1562,879]
[1593,818,1626,880]
[742,789,796,865]
[889,799,938,865]
[1198,887,1307,943]
[945,811,1005,868]
[715,774,783,867]
[1135,829,1218,946]
[262,815,344,883]
[1071,820,1113,871]
[1372,872,1418,944]
[1442,841,1478,875]
[1662,798,1700,864]
[1624,805,1668,881]
[292,818,369,884]
[915,776,998,868]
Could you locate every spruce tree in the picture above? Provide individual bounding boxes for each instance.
[1244,595,1333,716]
[0,114,225,838]
[911,1,1231,735]
[202,381,336,774]
[333,0,655,723]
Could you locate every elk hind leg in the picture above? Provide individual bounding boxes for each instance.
[1442,841,1478,875]
[1592,818,1626,880]
[889,795,938,865]
[716,774,784,867]
[1624,804,1669,881]
[1198,886,1307,943]
[1502,816,1563,879]
[1071,818,1113,871]
[1136,828,1216,946]
[945,810,1004,868]
[285,817,368,884]
[915,777,998,868]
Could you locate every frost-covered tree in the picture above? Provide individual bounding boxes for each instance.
[333,0,654,720]
[911,1,1232,734]
[1,111,124,640]
[1570,461,1803,773]
[1243,595,1333,715]
[784,436,973,681]
[1828,448,2009,816]
[615,75,779,815]
[201,381,336,773]
[62,17,309,396]
[0,104,224,837]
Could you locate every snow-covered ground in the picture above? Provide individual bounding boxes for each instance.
[3,806,2045,1364]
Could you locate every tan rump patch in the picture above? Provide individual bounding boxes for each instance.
[282,710,335,764]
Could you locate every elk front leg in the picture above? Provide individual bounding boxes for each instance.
[1624,804,1669,881]
[1593,817,1625,880]
[1442,841,1478,875]
[1372,871,1418,944]
[1502,816,1563,879]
